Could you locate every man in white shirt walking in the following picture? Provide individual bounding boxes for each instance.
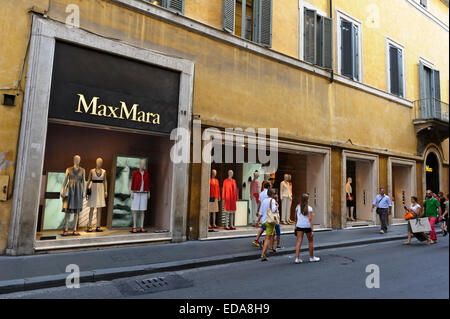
[371,188,392,234]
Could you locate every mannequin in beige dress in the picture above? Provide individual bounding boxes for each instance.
[86,158,108,232]
[280,174,291,224]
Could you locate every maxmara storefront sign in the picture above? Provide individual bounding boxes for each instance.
[49,41,180,133]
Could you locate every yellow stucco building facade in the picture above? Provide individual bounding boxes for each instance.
[0,0,448,254]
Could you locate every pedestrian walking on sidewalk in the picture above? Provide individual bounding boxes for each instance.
[403,196,431,245]
[294,193,320,264]
[372,188,392,234]
[438,192,447,236]
[423,189,442,244]
[252,183,270,248]
[441,194,449,236]
[260,189,278,261]
[270,194,282,252]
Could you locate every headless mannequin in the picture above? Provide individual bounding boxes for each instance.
[280,174,291,224]
[223,170,237,230]
[250,170,260,226]
[131,159,150,232]
[209,169,220,231]
[288,174,293,223]
[346,177,355,221]
[61,155,86,236]
[86,157,107,232]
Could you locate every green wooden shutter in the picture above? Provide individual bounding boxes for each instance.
[341,19,353,78]
[166,0,184,14]
[258,0,272,47]
[253,0,260,42]
[389,46,400,96]
[323,17,332,69]
[433,69,441,118]
[419,61,429,118]
[304,8,316,64]
[352,23,359,81]
[397,49,404,97]
[315,15,323,66]
[223,0,236,34]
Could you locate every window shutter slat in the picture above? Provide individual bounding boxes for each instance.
[223,0,236,33]
[352,24,359,81]
[316,16,323,67]
[341,19,353,78]
[166,0,184,14]
[418,61,428,118]
[433,69,441,117]
[323,17,332,69]
[258,0,272,47]
[389,46,400,96]
[304,9,316,64]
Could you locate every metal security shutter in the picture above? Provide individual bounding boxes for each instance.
[304,9,316,64]
[166,0,184,14]
[340,19,353,79]
[322,17,333,69]
[389,46,400,96]
[223,0,236,33]
[258,0,273,47]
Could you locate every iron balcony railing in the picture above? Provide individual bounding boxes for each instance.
[413,98,449,123]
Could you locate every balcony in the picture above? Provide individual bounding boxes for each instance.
[413,98,449,155]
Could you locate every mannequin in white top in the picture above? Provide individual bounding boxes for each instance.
[280,174,291,224]
[86,157,107,232]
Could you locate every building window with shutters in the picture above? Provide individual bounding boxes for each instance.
[336,10,362,82]
[419,58,441,119]
[150,0,184,14]
[385,38,405,98]
[302,7,333,69]
[223,0,272,47]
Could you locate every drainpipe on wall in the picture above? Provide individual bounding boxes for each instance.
[329,0,334,83]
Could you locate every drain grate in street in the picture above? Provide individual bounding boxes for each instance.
[136,277,169,291]
[116,274,193,296]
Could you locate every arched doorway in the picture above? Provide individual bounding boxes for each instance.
[425,152,440,193]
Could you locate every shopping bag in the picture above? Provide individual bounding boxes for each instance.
[409,218,431,233]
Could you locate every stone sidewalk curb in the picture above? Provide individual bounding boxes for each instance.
[0,232,417,295]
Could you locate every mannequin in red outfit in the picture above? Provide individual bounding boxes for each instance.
[222,170,238,230]
[209,169,220,231]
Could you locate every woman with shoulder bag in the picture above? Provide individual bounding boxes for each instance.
[403,196,431,245]
[260,189,278,261]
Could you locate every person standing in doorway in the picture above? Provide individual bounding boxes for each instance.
[423,189,442,244]
[294,193,320,264]
[371,188,392,234]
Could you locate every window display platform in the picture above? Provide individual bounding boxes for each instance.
[35,227,172,251]
[344,220,375,228]
[203,224,330,240]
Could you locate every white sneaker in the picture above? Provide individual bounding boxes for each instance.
[295,258,303,264]
[309,256,320,262]
[379,230,385,234]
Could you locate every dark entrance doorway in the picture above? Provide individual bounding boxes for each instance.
[425,152,439,193]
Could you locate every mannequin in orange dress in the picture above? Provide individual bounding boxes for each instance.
[209,169,220,231]
[222,170,238,230]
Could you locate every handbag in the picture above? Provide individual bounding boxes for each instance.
[86,188,92,196]
[404,212,415,220]
[209,197,215,203]
[266,199,280,225]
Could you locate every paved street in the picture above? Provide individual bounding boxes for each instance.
[2,237,448,299]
